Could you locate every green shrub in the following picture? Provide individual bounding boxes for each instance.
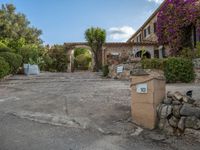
[141,58,164,70]
[0,47,14,53]
[179,47,194,59]
[141,57,195,83]
[42,55,53,71]
[195,42,200,58]
[164,57,195,83]
[48,45,68,72]
[0,41,14,53]
[75,53,92,70]
[0,57,10,78]
[18,46,40,64]
[102,65,109,77]
[0,52,22,74]
[74,48,92,70]
[0,41,7,48]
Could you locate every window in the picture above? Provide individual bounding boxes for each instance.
[137,36,139,42]
[144,29,147,38]
[136,34,142,42]
[139,34,142,42]
[148,26,151,35]
[153,22,157,33]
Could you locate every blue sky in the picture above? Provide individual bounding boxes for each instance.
[0,0,163,45]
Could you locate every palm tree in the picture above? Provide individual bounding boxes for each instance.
[85,27,106,72]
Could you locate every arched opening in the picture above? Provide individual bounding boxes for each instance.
[68,46,94,72]
[135,50,151,59]
[73,48,92,71]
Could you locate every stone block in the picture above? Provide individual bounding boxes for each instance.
[180,104,200,118]
[168,116,179,128]
[185,117,200,130]
[157,104,172,119]
[172,105,182,118]
[178,117,186,131]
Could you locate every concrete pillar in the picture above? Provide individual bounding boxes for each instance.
[130,70,166,129]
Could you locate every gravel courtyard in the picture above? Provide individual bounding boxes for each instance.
[0,72,200,150]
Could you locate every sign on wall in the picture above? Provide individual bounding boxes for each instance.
[117,66,123,73]
[136,83,148,93]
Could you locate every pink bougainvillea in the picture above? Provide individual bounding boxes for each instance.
[157,0,200,55]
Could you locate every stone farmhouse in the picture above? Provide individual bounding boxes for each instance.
[127,0,200,58]
[65,0,200,71]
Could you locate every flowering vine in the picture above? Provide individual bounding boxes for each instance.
[157,0,200,55]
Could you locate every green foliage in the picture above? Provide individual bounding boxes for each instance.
[0,41,7,48]
[18,45,40,64]
[6,38,26,51]
[195,42,200,58]
[0,41,14,52]
[47,45,68,72]
[102,65,109,77]
[0,4,42,49]
[141,48,147,60]
[0,52,22,73]
[74,48,89,58]
[0,56,10,78]
[0,47,13,53]
[75,53,92,70]
[0,41,14,53]
[141,58,165,70]
[164,57,195,83]
[141,57,195,83]
[74,48,92,70]
[85,27,106,71]
[17,45,53,71]
[179,47,194,59]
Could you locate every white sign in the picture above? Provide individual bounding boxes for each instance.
[136,83,148,93]
[117,66,123,73]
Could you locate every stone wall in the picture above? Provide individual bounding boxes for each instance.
[157,91,200,138]
[193,58,200,83]
[103,43,133,66]
[108,62,141,80]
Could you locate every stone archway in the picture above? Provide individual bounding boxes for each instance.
[67,45,95,72]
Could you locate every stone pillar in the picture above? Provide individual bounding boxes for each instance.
[130,69,166,129]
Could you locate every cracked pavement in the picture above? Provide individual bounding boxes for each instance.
[0,72,199,150]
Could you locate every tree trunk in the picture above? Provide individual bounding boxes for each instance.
[94,52,100,72]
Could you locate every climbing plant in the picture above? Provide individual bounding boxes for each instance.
[157,0,200,55]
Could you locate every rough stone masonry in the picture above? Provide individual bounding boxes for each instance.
[157,91,200,137]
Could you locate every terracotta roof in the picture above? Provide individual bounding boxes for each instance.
[64,42,88,46]
[64,42,158,47]
[127,0,167,43]
[105,42,158,46]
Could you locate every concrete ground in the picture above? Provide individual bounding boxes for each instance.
[0,72,199,150]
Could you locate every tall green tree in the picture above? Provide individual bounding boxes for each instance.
[0,4,42,50]
[85,27,106,72]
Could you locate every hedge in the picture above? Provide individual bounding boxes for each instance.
[0,57,10,79]
[141,57,195,83]
[0,52,22,74]
[0,47,14,53]
[164,57,195,83]
[141,58,164,70]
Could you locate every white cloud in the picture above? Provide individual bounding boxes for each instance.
[108,26,135,42]
[147,0,164,4]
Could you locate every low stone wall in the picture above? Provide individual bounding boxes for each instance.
[157,91,200,138]
[108,62,141,80]
[193,58,200,83]
[109,58,200,82]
